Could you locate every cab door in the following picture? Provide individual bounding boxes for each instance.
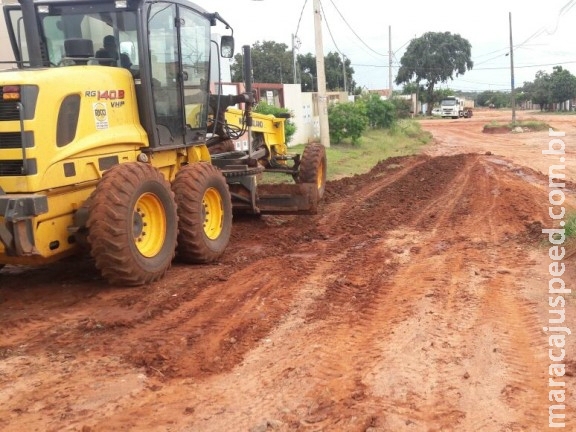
[147,2,210,146]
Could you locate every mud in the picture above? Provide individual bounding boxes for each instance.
[0,109,575,431]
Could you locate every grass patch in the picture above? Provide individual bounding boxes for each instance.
[539,212,576,250]
[310,120,431,180]
[565,212,576,240]
[515,119,551,131]
[482,118,550,133]
[560,213,576,265]
[531,110,576,116]
[260,120,431,183]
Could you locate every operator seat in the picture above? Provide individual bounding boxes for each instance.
[64,38,94,65]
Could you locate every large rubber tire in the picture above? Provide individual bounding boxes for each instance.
[297,143,327,200]
[86,162,178,286]
[171,163,232,263]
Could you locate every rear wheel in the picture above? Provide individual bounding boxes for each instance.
[87,162,178,286]
[297,143,327,200]
[172,163,232,263]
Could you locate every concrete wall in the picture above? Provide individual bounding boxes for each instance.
[283,86,349,146]
[283,84,319,146]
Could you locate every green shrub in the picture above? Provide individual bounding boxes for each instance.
[328,102,369,145]
[253,102,297,144]
[389,98,412,119]
[359,93,396,129]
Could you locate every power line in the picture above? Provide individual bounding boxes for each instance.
[325,0,388,57]
[293,0,576,91]
[293,0,308,41]
[393,38,411,55]
[476,59,576,70]
[318,0,344,55]
[351,58,576,73]
[516,0,576,49]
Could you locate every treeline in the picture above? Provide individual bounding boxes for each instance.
[462,66,576,110]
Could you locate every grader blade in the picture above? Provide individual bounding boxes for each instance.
[256,183,319,215]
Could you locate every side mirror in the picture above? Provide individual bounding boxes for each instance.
[220,35,234,58]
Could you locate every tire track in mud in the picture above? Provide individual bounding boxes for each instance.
[153,152,559,431]
[0,261,226,352]
[244,153,555,430]
[0,151,567,431]
[85,248,355,432]
[102,254,318,378]
[479,265,550,428]
[74,154,483,431]
[409,153,478,230]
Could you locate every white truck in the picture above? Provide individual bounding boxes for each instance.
[440,96,473,119]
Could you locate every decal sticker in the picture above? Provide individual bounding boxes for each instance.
[93,102,109,130]
[85,90,125,99]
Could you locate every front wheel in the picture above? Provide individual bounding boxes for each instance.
[87,162,178,286]
[172,163,232,263]
[296,143,327,200]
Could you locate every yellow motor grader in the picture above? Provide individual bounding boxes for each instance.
[0,0,326,285]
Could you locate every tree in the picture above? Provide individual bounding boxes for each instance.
[549,66,576,108]
[297,51,356,93]
[230,42,358,93]
[477,90,509,108]
[297,53,317,91]
[231,41,292,84]
[401,82,426,103]
[523,71,551,110]
[323,52,356,92]
[395,31,473,114]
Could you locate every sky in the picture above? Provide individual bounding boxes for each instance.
[199,0,576,93]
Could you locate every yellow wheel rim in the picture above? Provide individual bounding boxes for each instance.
[316,161,325,190]
[202,187,224,240]
[133,192,166,257]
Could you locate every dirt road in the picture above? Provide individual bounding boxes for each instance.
[1,110,574,431]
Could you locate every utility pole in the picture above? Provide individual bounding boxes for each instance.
[313,0,330,147]
[509,12,516,125]
[389,25,393,97]
[342,54,347,93]
[292,33,298,84]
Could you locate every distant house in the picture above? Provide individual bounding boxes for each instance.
[368,89,393,100]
